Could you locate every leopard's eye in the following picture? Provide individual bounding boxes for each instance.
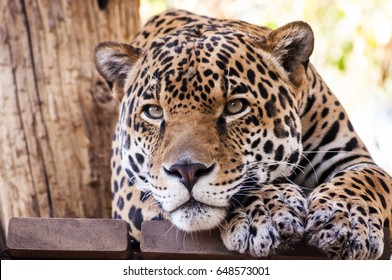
[143,105,163,120]
[224,99,248,115]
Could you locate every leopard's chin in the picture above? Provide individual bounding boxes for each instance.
[169,200,227,232]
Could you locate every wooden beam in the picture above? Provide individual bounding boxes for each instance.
[7,217,129,259]
[141,221,391,260]
[5,218,390,259]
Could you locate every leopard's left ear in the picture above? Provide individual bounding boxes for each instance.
[257,21,314,87]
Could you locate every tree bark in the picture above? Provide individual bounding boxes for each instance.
[0,0,140,236]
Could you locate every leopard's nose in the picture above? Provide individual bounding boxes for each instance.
[164,163,214,191]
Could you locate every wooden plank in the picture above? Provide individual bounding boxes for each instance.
[5,218,391,259]
[141,221,391,260]
[7,217,129,259]
[140,221,325,259]
[383,226,391,260]
[141,221,247,260]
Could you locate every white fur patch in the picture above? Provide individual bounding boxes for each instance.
[170,205,226,232]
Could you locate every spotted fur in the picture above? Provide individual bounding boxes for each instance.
[94,10,392,259]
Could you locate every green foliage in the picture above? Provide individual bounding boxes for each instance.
[331,41,354,72]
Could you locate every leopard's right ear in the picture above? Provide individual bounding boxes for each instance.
[94,42,141,101]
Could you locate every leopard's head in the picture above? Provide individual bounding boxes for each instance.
[95,21,314,232]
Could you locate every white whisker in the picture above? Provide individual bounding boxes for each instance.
[163,223,176,237]
[300,152,319,186]
[302,150,359,155]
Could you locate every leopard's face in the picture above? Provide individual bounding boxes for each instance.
[113,28,302,231]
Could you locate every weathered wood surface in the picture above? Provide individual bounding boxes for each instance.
[4,218,391,259]
[0,0,140,236]
[141,221,391,260]
[7,217,129,259]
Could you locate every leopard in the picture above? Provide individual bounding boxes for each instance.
[94,9,392,259]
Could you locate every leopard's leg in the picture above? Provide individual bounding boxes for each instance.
[220,183,308,257]
[113,184,167,249]
[306,165,392,259]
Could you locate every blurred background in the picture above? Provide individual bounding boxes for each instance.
[141,0,392,174]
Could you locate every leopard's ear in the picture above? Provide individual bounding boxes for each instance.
[257,21,314,87]
[94,42,141,101]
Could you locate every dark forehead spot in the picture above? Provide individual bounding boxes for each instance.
[221,43,235,53]
[235,61,244,72]
[233,83,248,94]
[246,52,255,62]
[216,60,226,70]
[268,71,279,81]
[229,67,240,78]
[204,69,213,77]
[256,63,266,75]
[247,69,255,85]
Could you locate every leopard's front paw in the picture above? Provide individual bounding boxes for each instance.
[220,184,308,257]
[305,186,384,259]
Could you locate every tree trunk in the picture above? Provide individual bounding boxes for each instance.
[0,0,140,236]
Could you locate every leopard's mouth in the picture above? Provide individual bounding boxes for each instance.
[169,198,203,213]
[168,198,227,232]
[169,198,225,214]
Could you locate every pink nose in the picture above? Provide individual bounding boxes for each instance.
[165,163,214,191]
